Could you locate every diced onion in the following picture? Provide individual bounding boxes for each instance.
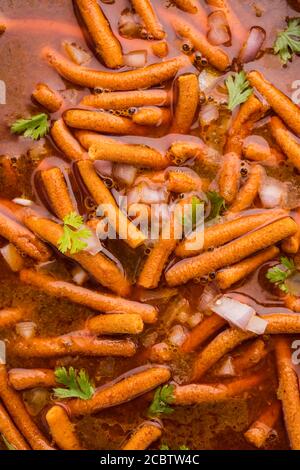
[124,50,147,68]
[118,10,142,39]
[85,229,103,255]
[187,312,203,328]
[63,42,91,65]
[197,284,220,312]
[23,388,50,416]
[215,357,236,377]
[94,160,113,177]
[72,266,89,286]
[246,315,267,335]
[16,322,37,339]
[199,103,219,126]
[113,164,137,186]
[198,68,220,93]
[168,325,188,347]
[286,272,300,296]
[0,244,24,272]
[207,11,231,46]
[211,296,255,329]
[137,287,178,303]
[12,198,33,207]
[238,27,266,64]
[259,178,286,208]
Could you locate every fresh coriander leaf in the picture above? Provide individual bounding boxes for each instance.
[58,212,92,255]
[225,71,253,111]
[266,256,296,293]
[206,191,226,221]
[179,445,190,450]
[2,435,17,450]
[274,18,300,64]
[160,444,170,450]
[11,113,49,140]
[53,366,95,400]
[148,384,175,417]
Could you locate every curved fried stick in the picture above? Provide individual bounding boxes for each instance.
[216,246,279,290]
[9,334,136,358]
[44,47,188,90]
[167,141,219,169]
[228,164,264,213]
[32,83,62,112]
[9,368,57,390]
[244,400,281,448]
[0,308,25,330]
[81,89,170,109]
[270,117,300,171]
[181,314,227,353]
[174,373,265,405]
[20,269,157,322]
[67,366,171,417]
[243,143,285,165]
[0,403,30,450]
[22,212,131,297]
[170,74,199,134]
[275,337,300,450]
[75,0,123,68]
[0,156,19,199]
[46,405,83,450]
[51,119,87,161]
[248,71,300,135]
[283,294,300,313]
[229,338,268,374]
[132,107,171,127]
[40,167,75,219]
[86,313,144,335]
[131,0,165,39]
[218,152,240,204]
[166,169,204,193]
[171,16,230,71]
[77,160,146,248]
[166,217,297,286]
[122,421,162,450]
[175,210,284,258]
[151,41,169,58]
[173,0,199,13]
[0,203,51,261]
[0,365,54,450]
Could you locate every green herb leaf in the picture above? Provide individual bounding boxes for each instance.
[160,444,170,450]
[2,435,17,450]
[266,256,296,293]
[274,18,300,64]
[179,445,190,450]
[225,71,253,111]
[206,191,226,221]
[53,366,95,400]
[148,384,175,417]
[58,212,92,255]
[11,113,50,140]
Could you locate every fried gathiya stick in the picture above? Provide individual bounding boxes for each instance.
[9,368,57,390]
[228,164,264,213]
[175,210,284,258]
[166,217,297,286]
[131,0,165,39]
[74,0,123,68]
[173,373,265,405]
[243,143,285,165]
[284,294,300,312]
[170,74,199,134]
[32,83,62,112]
[167,141,219,170]
[81,89,170,109]
[77,160,146,248]
[281,208,300,254]
[122,421,162,450]
[44,47,188,90]
[275,336,300,450]
[64,109,149,136]
[166,170,206,193]
[230,338,268,374]
[248,71,300,135]
[216,246,279,290]
[0,203,51,261]
[67,366,171,417]
[0,365,54,450]
[225,95,266,156]
[269,117,300,171]
[132,107,171,127]
[244,400,281,448]
[171,16,230,71]
[86,313,144,335]
[9,334,136,358]
[0,308,25,330]
[87,137,170,169]
[22,212,131,297]
[218,152,240,204]
[51,119,87,161]
[0,403,30,450]
[151,41,169,58]
[40,167,75,219]
[46,405,83,450]
[20,269,157,323]
[181,314,227,353]
[173,0,199,13]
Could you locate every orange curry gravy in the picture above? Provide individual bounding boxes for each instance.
[0,0,300,450]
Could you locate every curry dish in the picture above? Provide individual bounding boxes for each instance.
[1,0,300,451]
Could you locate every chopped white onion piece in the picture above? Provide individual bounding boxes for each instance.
[168,325,188,347]
[12,198,33,207]
[187,312,203,328]
[63,42,91,65]
[199,103,219,125]
[113,164,137,186]
[94,160,113,177]
[198,68,220,93]
[246,315,267,335]
[259,178,286,208]
[238,27,266,64]
[84,228,103,255]
[0,244,24,272]
[207,11,231,46]
[72,266,89,286]
[215,357,236,377]
[124,50,147,68]
[211,296,255,330]
[16,322,37,339]
[197,284,220,312]
[139,184,168,204]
